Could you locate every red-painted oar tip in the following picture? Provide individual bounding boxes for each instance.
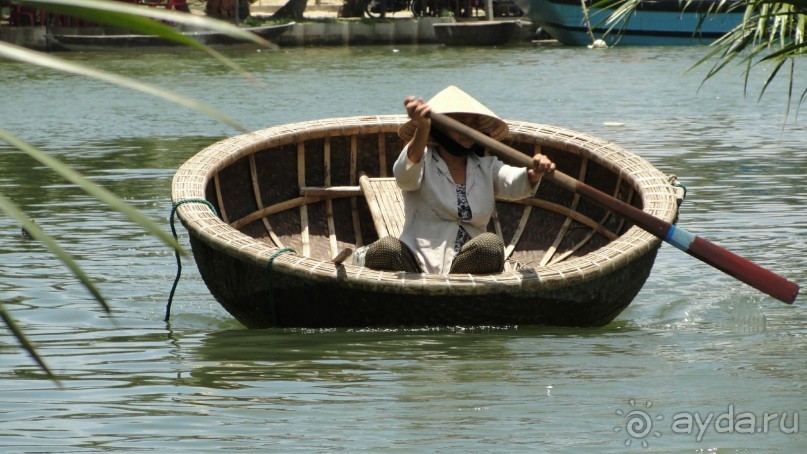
[786,285,799,305]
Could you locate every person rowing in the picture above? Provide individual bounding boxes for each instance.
[364,85,555,275]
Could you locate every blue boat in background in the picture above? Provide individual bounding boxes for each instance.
[514,0,745,46]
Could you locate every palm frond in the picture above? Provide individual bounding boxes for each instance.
[597,0,746,41]
[691,0,807,115]
[0,1,271,382]
[0,128,187,256]
[0,190,109,312]
[0,302,61,386]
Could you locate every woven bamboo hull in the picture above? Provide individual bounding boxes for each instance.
[172,115,681,328]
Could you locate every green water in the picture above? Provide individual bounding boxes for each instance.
[1,45,805,452]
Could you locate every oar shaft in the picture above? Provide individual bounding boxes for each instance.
[429,112,799,304]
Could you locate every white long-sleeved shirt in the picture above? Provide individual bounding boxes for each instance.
[393,145,537,274]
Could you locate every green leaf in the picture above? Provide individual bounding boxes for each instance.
[0,302,61,386]
[0,191,108,312]
[0,128,187,256]
[0,0,271,385]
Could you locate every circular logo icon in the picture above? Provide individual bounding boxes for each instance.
[614,400,663,448]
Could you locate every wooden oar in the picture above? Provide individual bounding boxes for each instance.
[430,112,800,304]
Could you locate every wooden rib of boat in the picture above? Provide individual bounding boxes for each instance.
[48,22,294,50]
[433,20,523,46]
[171,115,682,328]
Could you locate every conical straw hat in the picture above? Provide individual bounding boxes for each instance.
[398,85,509,142]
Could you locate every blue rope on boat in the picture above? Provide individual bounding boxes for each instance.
[268,247,296,266]
[165,198,219,323]
[673,181,688,199]
[267,247,296,325]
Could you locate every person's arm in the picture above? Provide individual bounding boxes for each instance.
[493,152,556,199]
[527,153,556,188]
[403,96,431,164]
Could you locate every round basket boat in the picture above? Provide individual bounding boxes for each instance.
[172,115,681,328]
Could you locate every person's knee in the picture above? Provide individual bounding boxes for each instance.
[477,232,504,250]
[368,236,401,253]
[450,233,505,274]
[365,236,421,273]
